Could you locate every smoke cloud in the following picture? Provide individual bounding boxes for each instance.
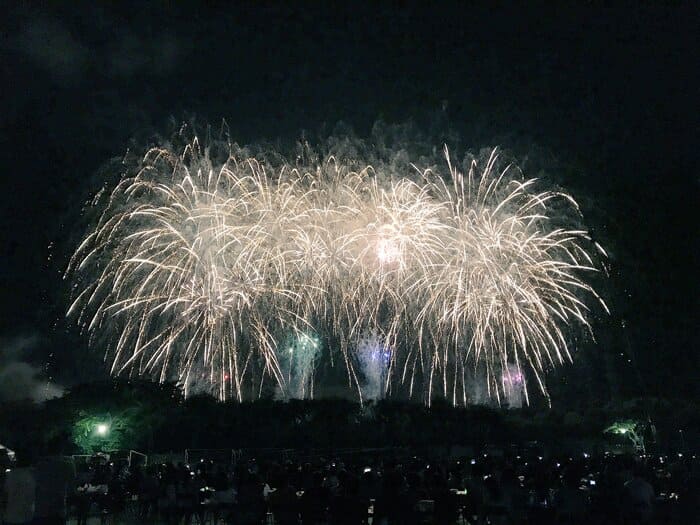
[0,336,63,403]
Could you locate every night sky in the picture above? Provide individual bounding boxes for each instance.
[0,3,697,403]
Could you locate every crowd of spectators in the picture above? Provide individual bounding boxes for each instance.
[2,445,699,524]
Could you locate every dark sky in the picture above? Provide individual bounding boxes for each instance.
[0,2,697,402]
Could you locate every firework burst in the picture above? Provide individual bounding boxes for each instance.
[67,129,607,404]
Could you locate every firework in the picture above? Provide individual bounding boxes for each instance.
[278,331,321,400]
[357,332,393,401]
[67,130,607,404]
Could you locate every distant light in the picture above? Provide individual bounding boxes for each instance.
[96,423,109,436]
[4,468,10,473]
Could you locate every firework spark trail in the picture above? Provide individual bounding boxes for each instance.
[67,132,607,404]
[278,332,321,400]
[357,332,393,400]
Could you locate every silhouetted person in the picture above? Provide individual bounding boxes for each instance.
[554,468,587,524]
[299,472,328,524]
[236,472,266,525]
[32,455,76,525]
[330,475,367,524]
[2,446,36,525]
[623,462,654,524]
[270,474,299,525]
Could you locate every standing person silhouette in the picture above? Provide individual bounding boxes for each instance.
[2,446,36,525]
[32,454,76,525]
